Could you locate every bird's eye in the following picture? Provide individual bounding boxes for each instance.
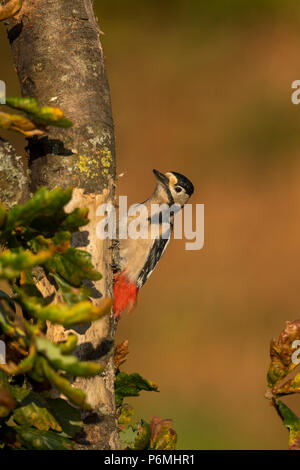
[175,186,182,193]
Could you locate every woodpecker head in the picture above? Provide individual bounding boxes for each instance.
[153,169,194,206]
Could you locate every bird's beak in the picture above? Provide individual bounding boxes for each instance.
[153,169,169,186]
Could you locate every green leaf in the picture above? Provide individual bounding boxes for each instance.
[0,298,16,336]
[119,420,151,450]
[44,397,82,438]
[12,392,62,432]
[51,273,92,306]
[28,356,45,383]
[133,420,151,450]
[9,385,31,403]
[119,425,139,450]
[29,232,70,255]
[17,290,111,328]
[118,404,134,427]
[40,358,91,410]
[35,336,104,376]
[51,231,72,248]
[45,247,101,287]
[275,400,300,450]
[0,249,52,280]
[115,372,159,407]
[15,425,73,450]
[6,97,73,128]
[1,186,72,236]
[19,270,44,302]
[58,334,78,355]
[59,208,89,232]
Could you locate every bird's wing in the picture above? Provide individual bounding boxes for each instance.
[136,236,170,289]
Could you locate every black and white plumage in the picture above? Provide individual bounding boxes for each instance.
[113,169,194,317]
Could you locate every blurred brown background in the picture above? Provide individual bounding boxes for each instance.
[2,0,300,449]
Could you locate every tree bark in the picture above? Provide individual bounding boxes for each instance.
[0,137,29,207]
[5,0,119,449]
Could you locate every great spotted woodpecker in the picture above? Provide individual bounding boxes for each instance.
[113,169,194,318]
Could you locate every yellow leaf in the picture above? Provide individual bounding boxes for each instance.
[0,111,45,137]
[40,106,64,121]
[0,0,22,21]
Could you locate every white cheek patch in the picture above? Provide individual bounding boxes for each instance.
[165,172,177,186]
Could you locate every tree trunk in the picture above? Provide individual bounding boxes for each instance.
[0,137,29,207]
[5,0,119,449]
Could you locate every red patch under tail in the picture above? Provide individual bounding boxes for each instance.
[113,271,138,318]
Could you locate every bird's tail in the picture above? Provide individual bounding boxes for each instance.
[113,271,138,318]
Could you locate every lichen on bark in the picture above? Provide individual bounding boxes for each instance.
[0,138,29,207]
